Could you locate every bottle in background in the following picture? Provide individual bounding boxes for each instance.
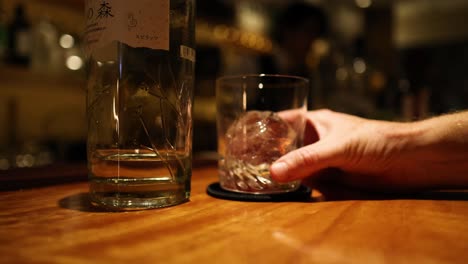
[0,0,7,62]
[7,3,31,66]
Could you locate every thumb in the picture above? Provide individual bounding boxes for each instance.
[270,141,341,182]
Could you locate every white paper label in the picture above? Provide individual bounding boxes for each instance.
[84,0,169,55]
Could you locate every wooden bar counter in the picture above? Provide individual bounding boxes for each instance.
[1,163,468,263]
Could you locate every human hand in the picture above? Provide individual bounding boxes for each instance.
[270,109,468,191]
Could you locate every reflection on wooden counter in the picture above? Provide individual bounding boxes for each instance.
[1,165,468,263]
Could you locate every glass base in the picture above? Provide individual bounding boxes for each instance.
[90,191,189,211]
[219,169,300,195]
[89,178,190,211]
[220,182,300,195]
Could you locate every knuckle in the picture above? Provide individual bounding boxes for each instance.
[295,147,320,167]
[315,109,333,116]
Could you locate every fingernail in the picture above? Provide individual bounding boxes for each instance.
[271,161,289,181]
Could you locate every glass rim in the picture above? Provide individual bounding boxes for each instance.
[216,74,309,84]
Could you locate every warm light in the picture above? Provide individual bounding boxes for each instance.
[353,58,367,74]
[369,71,387,92]
[227,28,241,42]
[0,158,9,170]
[238,3,266,33]
[258,83,263,89]
[336,68,348,81]
[240,33,250,46]
[16,154,35,168]
[355,0,372,8]
[66,55,83,70]
[256,37,265,49]
[247,34,257,48]
[213,25,229,40]
[59,34,75,49]
[313,39,330,57]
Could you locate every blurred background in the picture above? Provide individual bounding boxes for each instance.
[0,0,467,170]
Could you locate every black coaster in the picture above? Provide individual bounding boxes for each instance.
[206,182,312,202]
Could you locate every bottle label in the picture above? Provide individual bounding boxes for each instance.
[84,0,169,55]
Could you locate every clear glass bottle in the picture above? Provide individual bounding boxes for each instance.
[85,0,195,210]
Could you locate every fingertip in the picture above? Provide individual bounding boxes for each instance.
[271,142,339,184]
[270,161,290,182]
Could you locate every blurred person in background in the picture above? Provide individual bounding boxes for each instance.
[259,2,335,110]
[259,2,328,77]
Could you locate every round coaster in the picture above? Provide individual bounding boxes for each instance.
[206,182,312,202]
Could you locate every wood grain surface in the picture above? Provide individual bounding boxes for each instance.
[1,165,468,264]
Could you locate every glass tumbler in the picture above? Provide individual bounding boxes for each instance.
[216,74,309,194]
